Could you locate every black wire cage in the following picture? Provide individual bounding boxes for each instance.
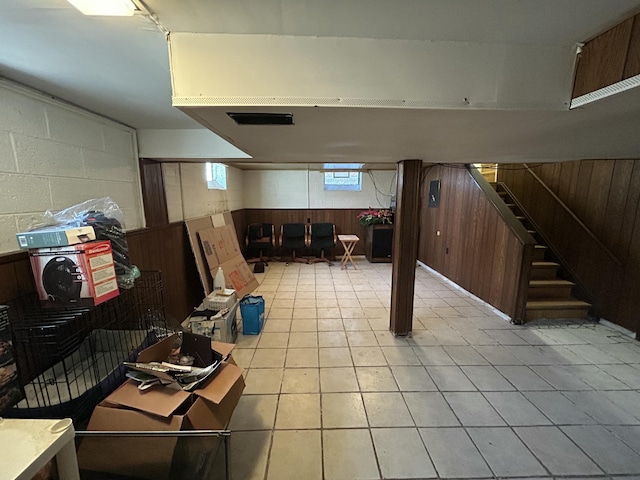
[3,270,171,426]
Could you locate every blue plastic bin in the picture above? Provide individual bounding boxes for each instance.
[240,295,265,335]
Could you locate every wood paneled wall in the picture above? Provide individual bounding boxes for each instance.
[139,158,169,228]
[243,209,368,256]
[419,166,533,322]
[498,161,639,333]
[573,14,640,98]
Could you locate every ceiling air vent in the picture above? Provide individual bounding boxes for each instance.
[227,112,294,125]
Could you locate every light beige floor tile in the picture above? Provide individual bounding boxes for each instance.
[267,430,322,480]
[293,307,317,319]
[391,366,438,391]
[351,346,388,366]
[322,393,368,428]
[374,330,409,346]
[317,318,344,331]
[362,392,414,427]
[347,330,379,347]
[290,319,318,332]
[371,428,437,479]
[419,427,492,478]
[318,331,348,347]
[443,391,506,426]
[262,319,292,333]
[275,393,321,429]
[235,333,261,349]
[285,348,319,368]
[337,298,361,308]
[320,367,360,392]
[229,431,272,480]
[271,298,295,307]
[381,346,422,365]
[294,298,317,308]
[343,318,372,330]
[257,332,290,348]
[355,366,398,392]
[341,307,366,319]
[230,348,255,369]
[281,368,319,393]
[404,392,460,426]
[288,332,318,348]
[316,298,339,308]
[323,429,379,480]
[319,347,353,367]
[243,368,284,394]
[412,346,456,366]
[318,308,342,318]
[229,394,278,430]
[268,308,293,319]
[251,348,287,368]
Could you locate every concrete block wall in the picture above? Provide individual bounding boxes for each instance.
[243,169,396,209]
[0,80,143,254]
[162,162,244,221]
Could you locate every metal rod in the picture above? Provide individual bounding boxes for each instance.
[75,430,231,438]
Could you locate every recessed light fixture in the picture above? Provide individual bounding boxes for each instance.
[66,0,136,16]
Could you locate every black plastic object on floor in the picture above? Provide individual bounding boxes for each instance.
[253,261,265,273]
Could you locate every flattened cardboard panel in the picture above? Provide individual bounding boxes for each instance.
[211,212,235,229]
[216,256,259,298]
[185,216,216,295]
[108,379,191,418]
[198,228,220,272]
[210,225,242,265]
[194,362,243,405]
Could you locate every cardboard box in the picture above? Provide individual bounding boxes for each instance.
[77,335,244,480]
[16,225,96,249]
[29,240,119,306]
[190,302,239,344]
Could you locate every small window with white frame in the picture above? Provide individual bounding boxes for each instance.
[206,162,227,190]
[323,163,362,191]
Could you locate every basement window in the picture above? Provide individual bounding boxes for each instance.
[206,162,227,190]
[323,164,362,191]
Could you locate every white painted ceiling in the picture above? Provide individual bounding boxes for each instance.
[1,0,640,166]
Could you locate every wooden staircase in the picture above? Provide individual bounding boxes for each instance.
[496,188,591,321]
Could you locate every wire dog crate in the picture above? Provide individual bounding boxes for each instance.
[4,270,170,426]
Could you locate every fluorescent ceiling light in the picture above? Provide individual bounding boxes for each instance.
[66,0,136,16]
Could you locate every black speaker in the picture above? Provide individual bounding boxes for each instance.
[42,256,82,302]
[371,228,393,258]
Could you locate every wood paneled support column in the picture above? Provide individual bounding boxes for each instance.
[390,159,422,336]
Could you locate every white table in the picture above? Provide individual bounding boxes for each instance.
[338,234,359,270]
[0,418,80,480]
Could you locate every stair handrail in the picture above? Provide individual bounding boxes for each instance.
[523,164,622,266]
[495,181,598,311]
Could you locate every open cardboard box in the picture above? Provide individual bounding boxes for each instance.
[77,334,245,480]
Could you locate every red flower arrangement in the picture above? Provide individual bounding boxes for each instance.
[357,209,393,226]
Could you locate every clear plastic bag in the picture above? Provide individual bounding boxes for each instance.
[30,197,138,289]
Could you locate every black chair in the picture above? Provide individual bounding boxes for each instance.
[245,223,274,264]
[309,223,336,264]
[280,223,308,264]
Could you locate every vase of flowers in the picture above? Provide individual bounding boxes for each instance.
[357,209,393,226]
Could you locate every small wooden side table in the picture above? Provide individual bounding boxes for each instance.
[338,234,359,270]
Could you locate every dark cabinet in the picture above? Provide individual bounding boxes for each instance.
[364,224,393,262]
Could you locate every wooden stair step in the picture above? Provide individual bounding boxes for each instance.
[528,279,575,298]
[525,299,591,320]
[533,245,548,261]
[530,261,560,279]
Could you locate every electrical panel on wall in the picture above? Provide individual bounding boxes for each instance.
[428,180,440,207]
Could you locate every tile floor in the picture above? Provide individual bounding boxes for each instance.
[227,258,640,480]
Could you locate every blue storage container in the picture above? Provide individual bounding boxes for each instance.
[240,295,265,335]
